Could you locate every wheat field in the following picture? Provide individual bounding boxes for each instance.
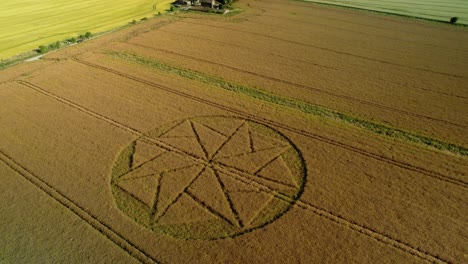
[1,0,467,262]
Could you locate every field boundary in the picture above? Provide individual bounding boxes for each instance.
[293,0,468,26]
[15,78,451,263]
[0,150,159,264]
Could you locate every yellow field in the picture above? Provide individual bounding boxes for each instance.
[0,0,173,60]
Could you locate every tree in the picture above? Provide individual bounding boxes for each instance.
[48,41,60,50]
[222,0,233,8]
[450,17,458,24]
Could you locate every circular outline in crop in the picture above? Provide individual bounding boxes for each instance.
[111,116,307,240]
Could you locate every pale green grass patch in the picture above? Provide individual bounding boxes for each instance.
[303,0,468,25]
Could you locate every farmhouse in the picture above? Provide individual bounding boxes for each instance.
[174,0,222,10]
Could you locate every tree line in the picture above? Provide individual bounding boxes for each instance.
[37,31,92,54]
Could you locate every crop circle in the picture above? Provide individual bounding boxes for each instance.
[111,116,306,239]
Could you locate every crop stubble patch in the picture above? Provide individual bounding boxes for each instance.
[111,116,307,239]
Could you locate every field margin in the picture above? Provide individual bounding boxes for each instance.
[296,0,468,26]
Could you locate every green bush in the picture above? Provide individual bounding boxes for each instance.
[85,32,92,38]
[38,45,48,54]
[450,17,458,24]
[141,17,148,21]
[69,37,77,43]
[130,19,137,24]
[48,41,60,50]
[170,5,177,12]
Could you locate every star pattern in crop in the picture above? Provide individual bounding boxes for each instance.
[112,117,304,237]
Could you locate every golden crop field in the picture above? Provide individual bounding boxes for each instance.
[0,0,467,263]
[304,0,468,24]
[0,0,173,60]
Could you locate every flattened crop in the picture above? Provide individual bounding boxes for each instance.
[111,116,306,239]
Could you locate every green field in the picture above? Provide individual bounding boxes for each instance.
[304,0,468,25]
[0,0,173,60]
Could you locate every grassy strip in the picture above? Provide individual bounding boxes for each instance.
[1,33,95,71]
[0,51,38,70]
[110,52,468,156]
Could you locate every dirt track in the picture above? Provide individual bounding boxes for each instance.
[0,0,467,263]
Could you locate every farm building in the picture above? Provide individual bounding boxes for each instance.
[174,0,222,9]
